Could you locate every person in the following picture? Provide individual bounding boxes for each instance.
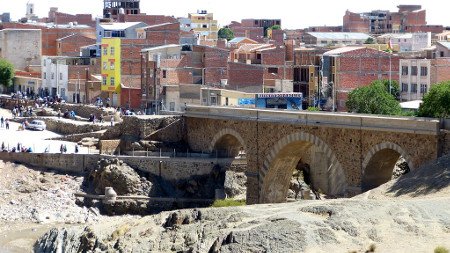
[64,144,67,153]
[1,142,5,151]
[5,119,9,130]
[75,144,79,154]
[99,114,103,123]
[57,108,61,119]
[0,116,4,128]
[60,144,64,154]
[110,116,114,127]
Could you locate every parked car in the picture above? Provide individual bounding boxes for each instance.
[26,120,46,131]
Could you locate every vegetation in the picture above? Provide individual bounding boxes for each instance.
[434,246,449,253]
[346,80,401,115]
[0,58,14,88]
[380,79,400,100]
[307,106,320,112]
[418,81,450,118]
[211,199,246,207]
[364,37,375,44]
[269,25,281,30]
[218,28,235,41]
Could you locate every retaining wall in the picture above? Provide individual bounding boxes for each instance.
[0,152,246,181]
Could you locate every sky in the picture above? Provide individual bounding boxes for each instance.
[2,0,449,29]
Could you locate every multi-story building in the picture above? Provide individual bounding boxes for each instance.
[343,5,443,34]
[321,47,400,111]
[435,41,450,58]
[293,47,328,107]
[140,44,229,112]
[188,10,218,42]
[399,57,450,101]
[103,0,140,20]
[41,56,69,99]
[0,29,42,70]
[96,21,147,57]
[100,38,121,106]
[377,33,431,52]
[228,19,282,44]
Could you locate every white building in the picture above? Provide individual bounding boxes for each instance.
[41,57,69,100]
[391,33,431,52]
[399,58,430,101]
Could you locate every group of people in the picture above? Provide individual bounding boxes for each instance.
[0,116,10,130]
[11,105,33,118]
[57,109,76,119]
[1,142,32,153]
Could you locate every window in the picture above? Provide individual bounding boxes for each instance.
[401,66,408,75]
[169,102,175,111]
[401,83,408,92]
[268,67,278,74]
[441,51,445,57]
[43,60,46,67]
[103,48,108,56]
[411,66,417,76]
[102,78,107,85]
[420,66,428,76]
[202,24,207,28]
[110,62,115,70]
[411,83,417,93]
[43,73,47,79]
[162,70,167,78]
[110,77,115,86]
[420,84,427,94]
[51,73,54,79]
[104,31,112,38]
[110,47,115,55]
[59,73,63,80]
[103,62,107,70]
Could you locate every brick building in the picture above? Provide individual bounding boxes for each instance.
[56,34,96,57]
[322,47,400,111]
[343,5,443,34]
[228,19,282,43]
[47,7,95,27]
[141,44,229,112]
[228,44,292,93]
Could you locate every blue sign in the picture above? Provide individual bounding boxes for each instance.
[238,98,255,105]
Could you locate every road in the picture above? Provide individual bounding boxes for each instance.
[0,109,92,154]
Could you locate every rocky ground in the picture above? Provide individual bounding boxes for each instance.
[0,153,448,252]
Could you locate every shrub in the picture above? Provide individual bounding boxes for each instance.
[435,246,449,253]
[211,199,246,207]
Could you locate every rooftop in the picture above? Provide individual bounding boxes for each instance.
[323,46,365,56]
[99,22,144,31]
[141,44,181,53]
[437,41,450,50]
[228,37,257,44]
[308,32,371,40]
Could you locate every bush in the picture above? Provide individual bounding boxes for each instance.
[211,199,246,208]
[435,246,449,253]
[418,81,450,118]
[307,106,319,112]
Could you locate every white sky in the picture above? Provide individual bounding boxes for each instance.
[2,0,448,29]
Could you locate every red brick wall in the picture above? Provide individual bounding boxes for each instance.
[228,62,264,89]
[145,23,180,46]
[53,12,95,27]
[261,47,285,65]
[120,14,177,25]
[120,87,141,109]
[431,58,450,84]
[58,34,96,56]
[231,27,264,42]
[343,11,370,33]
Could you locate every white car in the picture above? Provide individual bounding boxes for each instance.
[26,120,46,131]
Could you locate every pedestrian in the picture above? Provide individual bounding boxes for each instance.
[75,144,79,154]
[0,116,4,128]
[1,142,5,151]
[110,116,114,127]
[64,144,67,153]
[58,108,61,119]
[60,144,64,154]
[5,119,9,130]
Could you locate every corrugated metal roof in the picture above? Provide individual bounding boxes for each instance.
[100,22,144,31]
[437,41,450,50]
[323,46,365,56]
[308,32,371,40]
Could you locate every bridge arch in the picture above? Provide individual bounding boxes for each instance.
[259,132,347,203]
[362,142,413,191]
[209,128,246,158]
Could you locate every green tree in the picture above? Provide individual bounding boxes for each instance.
[364,37,375,44]
[346,80,402,115]
[269,25,281,30]
[377,79,400,100]
[0,58,14,88]
[218,28,234,41]
[418,81,450,118]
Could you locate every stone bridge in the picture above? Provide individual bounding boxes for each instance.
[183,106,443,204]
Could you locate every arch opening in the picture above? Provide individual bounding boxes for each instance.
[362,148,411,192]
[260,133,347,204]
[210,131,248,202]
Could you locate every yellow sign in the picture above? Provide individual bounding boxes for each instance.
[101,38,121,93]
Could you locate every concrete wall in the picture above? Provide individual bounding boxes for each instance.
[0,29,42,70]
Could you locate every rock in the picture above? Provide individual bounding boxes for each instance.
[88,158,152,195]
[223,171,247,199]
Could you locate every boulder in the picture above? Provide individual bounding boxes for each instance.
[223,171,247,200]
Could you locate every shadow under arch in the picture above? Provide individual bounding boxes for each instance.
[361,142,413,192]
[259,132,347,203]
[209,128,246,158]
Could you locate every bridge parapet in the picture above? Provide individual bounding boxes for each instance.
[184,106,440,135]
